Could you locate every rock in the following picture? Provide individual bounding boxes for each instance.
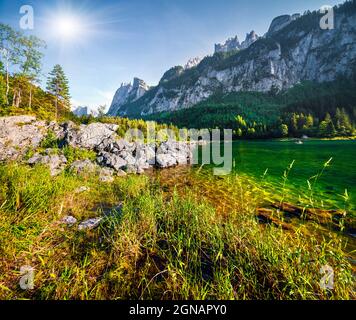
[78,217,103,230]
[121,152,136,166]
[74,186,90,193]
[72,106,88,117]
[70,160,97,175]
[97,152,127,171]
[99,167,115,183]
[107,78,150,116]
[109,4,356,116]
[267,14,300,35]
[215,36,240,53]
[66,122,119,149]
[61,215,77,226]
[156,153,177,168]
[0,115,194,175]
[116,169,127,177]
[240,30,259,50]
[155,140,192,168]
[137,167,145,174]
[0,115,46,161]
[28,153,67,176]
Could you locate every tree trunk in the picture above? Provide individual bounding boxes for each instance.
[29,83,32,109]
[55,95,58,120]
[5,61,9,105]
[12,87,21,108]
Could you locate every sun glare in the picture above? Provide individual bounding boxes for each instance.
[52,15,83,40]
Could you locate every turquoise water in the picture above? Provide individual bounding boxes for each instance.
[202,139,356,211]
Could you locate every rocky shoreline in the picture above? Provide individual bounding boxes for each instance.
[0,115,194,180]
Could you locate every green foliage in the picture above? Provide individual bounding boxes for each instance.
[0,164,354,299]
[40,130,59,149]
[62,146,97,165]
[145,79,356,139]
[46,64,71,117]
[279,123,289,137]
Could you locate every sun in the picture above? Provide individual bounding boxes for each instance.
[52,14,84,41]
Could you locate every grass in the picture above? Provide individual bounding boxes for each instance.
[0,163,354,300]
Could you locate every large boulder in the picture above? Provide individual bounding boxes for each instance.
[0,116,46,161]
[156,140,193,167]
[28,153,67,176]
[65,122,119,149]
[97,152,127,171]
[156,153,177,168]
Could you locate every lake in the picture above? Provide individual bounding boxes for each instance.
[200,139,356,211]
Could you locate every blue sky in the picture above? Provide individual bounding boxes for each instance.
[0,0,344,111]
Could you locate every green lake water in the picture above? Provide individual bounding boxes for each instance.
[201,139,356,211]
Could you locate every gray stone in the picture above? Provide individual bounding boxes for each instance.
[70,160,97,175]
[28,153,67,176]
[99,167,115,183]
[97,152,127,171]
[74,186,90,193]
[116,169,127,177]
[156,153,177,168]
[0,116,46,161]
[78,217,103,230]
[66,123,119,149]
[61,216,77,226]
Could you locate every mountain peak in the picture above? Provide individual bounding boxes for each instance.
[107,78,150,116]
[214,36,240,53]
[184,57,202,69]
[267,14,300,35]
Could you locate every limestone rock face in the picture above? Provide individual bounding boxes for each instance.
[184,57,202,69]
[215,36,241,53]
[107,78,150,116]
[267,14,300,35]
[72,106,89,117]
[110,4,356,117]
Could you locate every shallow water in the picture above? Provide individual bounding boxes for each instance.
[200,139,356,211]
[152,139,356,263]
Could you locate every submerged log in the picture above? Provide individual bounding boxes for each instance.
[271,202,338,224]
[256,208,293,230]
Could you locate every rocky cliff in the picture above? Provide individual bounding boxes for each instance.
[72,106,89,117]
[110,1,356,117]
[107,77,150,116]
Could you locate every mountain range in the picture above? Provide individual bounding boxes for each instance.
[107,1,356,124]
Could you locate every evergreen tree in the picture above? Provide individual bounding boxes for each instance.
[46,64,70,119]
[319,113,336,137]
[279,123,289,137]
[335,107,353,135]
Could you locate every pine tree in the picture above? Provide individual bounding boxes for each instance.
[335,107,353,135]
[46,64,70,119]
[319,113,336,137]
